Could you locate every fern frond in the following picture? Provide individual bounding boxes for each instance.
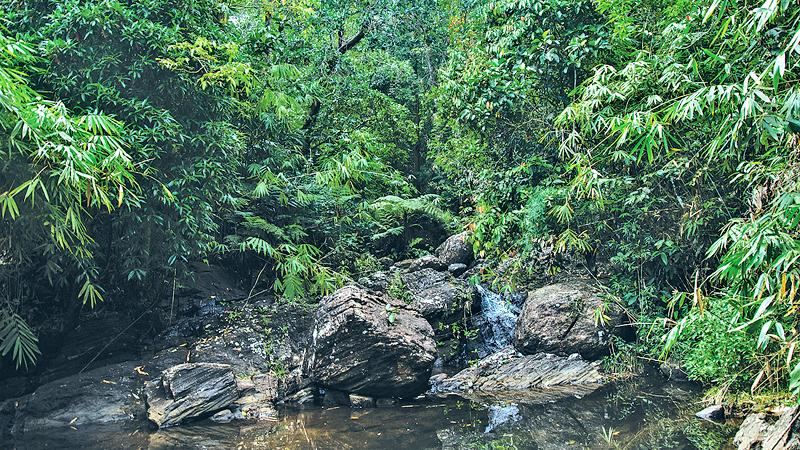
[0,310,40,369]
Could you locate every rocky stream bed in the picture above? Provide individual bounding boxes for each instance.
[1,233,797,449]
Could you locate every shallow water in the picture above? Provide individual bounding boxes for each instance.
[9,376,738,450]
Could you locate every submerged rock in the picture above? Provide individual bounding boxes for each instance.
[145,363,238,428]
[514,281,627,360]
[430,347,605,403]
[436,232,473,267]
[309,285,437,398]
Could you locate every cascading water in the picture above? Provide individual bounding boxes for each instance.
[471,284,523,357]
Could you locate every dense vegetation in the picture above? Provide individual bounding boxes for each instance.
[1,0,799,401]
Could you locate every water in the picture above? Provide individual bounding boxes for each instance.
[472,285,523,357]
[9,376,738,449]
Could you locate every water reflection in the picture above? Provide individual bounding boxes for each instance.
[11,377,738,450]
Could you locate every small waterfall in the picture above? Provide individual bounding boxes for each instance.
[472,285,522,357]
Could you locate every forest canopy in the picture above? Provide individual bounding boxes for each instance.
[1,0,799,400]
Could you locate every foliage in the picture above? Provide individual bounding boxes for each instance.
[0,0,453,368]
[431,0,800,396]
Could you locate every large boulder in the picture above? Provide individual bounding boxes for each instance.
[430,346,604,403]
[0,361,145,437]
[309,285,437,398]
[145,363,238,428]
[514,281,627,360]
[436,233,473,267]
[401,269,476,322]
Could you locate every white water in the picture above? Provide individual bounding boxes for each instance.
[472,284,521,357]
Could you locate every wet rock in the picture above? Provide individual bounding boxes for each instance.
[322,389,350,406]
[430,347,605,403]
[309,285,437,398]
[514,281,627,360]
[408,255,447,272]
[401,269,476,321]
[695,404,725,422]
[436,233,473,267]
[145,363,238,428]
[1,361,144,435]
[447,263,468,276]
[349,394,375,408]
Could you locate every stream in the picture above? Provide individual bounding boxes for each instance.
[10,374,738,449]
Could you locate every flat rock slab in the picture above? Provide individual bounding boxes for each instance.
[430,347,605,404]
[146,363,238,428]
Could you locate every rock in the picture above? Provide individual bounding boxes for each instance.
[322,389,350,407]
[735,406,800,450]
[448,263,468,276]
[145,363,238,428]
[514,281,627,360]
[401,269,476,321]
[231,373,278,420]
[434,338,464,369]
[393,259,414,270]
[436,233,473,267]
[430,347,605,404]
[283,387,318,407]
[763,406,800,450]
[309,285,437,398]
[0,377,28,400]
[695,404,725,422]
[349,394,375,408]
[1,361,144,436]
[428,373,449,389]
[735,413,771,450]
[210,409,234,423]
[407,255,447,272]
[357,271,391,292]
